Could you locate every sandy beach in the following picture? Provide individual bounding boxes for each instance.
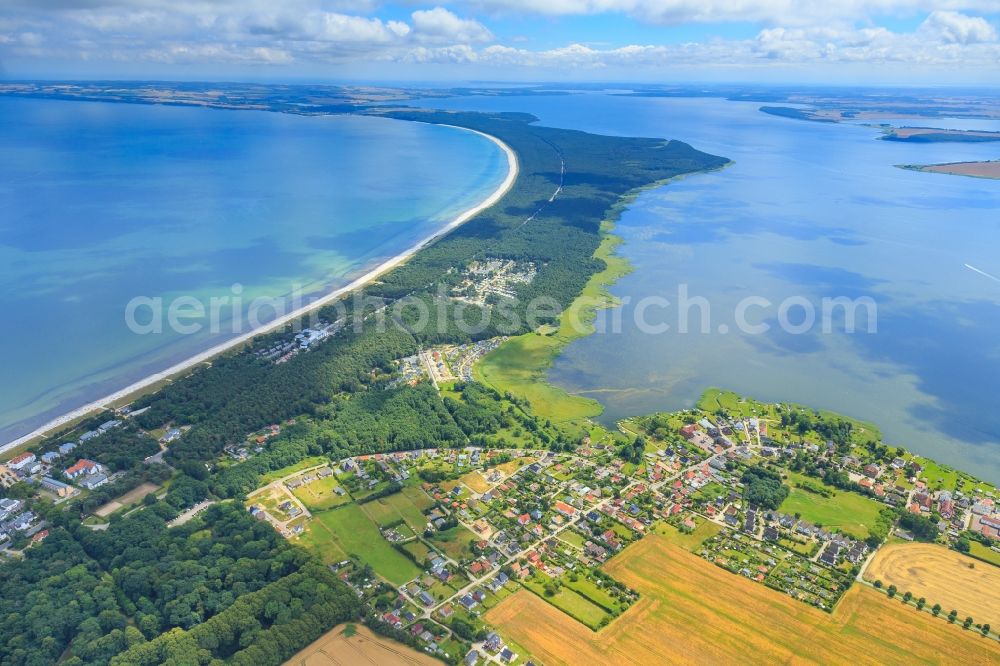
[0,125,517,454]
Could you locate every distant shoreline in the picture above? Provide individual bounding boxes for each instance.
[0,124,518,454]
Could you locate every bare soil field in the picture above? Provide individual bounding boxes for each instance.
[864,542,1000,626]
[486,535,1000,665]
[923,161,1000,179]
[283,624,441,666]
[93,482,159,517]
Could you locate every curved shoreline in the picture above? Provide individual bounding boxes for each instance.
[0,125,518,454]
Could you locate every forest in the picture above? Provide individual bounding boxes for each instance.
[0,503,360,665]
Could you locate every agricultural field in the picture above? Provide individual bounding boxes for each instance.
[780,472,884,539]
[284,623,440,666]
[486,535,1000,665]
[299,504,420,585]
[864,542,1000,627]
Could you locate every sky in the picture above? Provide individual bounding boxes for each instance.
[1,1,999,84]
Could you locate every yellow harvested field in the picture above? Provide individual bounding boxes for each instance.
[283,624,441,666]
[864,542,1000,626]
[459,471,491,494]
[486,535,1000,665]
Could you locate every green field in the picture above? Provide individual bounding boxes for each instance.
[259,456,328,484]
[654,518,723,551]
[913,457,960,492]
[291,474,351,511]
[698,389,758,417]
[969,541,1000,568]
[303,504,420,585]
[563,576,625,614]
[401,485,435,512]
[402,539,435,565]
[427,525,481,561]
[557,530,587,549]
[360,490,430,532]
[780,472,883,539]
[522,577,610,629]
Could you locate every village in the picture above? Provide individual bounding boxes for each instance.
[234,388,1000,664]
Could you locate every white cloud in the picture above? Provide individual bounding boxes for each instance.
[0,1,998,78]
[472,0,1000,27]
[920,10,998,43]
[410,7,493,43]
[315,13,408,42]
[138,43,293,65]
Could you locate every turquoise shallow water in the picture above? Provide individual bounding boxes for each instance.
[0,97,507,442]
[411,92,1000,483]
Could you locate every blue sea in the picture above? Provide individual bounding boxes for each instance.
[0,97,507,442]
[411,91,1000,483]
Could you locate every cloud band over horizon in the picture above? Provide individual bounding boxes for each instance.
[1,1,998,83]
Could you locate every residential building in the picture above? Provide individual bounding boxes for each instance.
[80,473,109,490]
[65,459,100,479]
[8,452,36,472]
[40,476,73,497]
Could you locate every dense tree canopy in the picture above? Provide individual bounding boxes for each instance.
[741,467,790,510]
